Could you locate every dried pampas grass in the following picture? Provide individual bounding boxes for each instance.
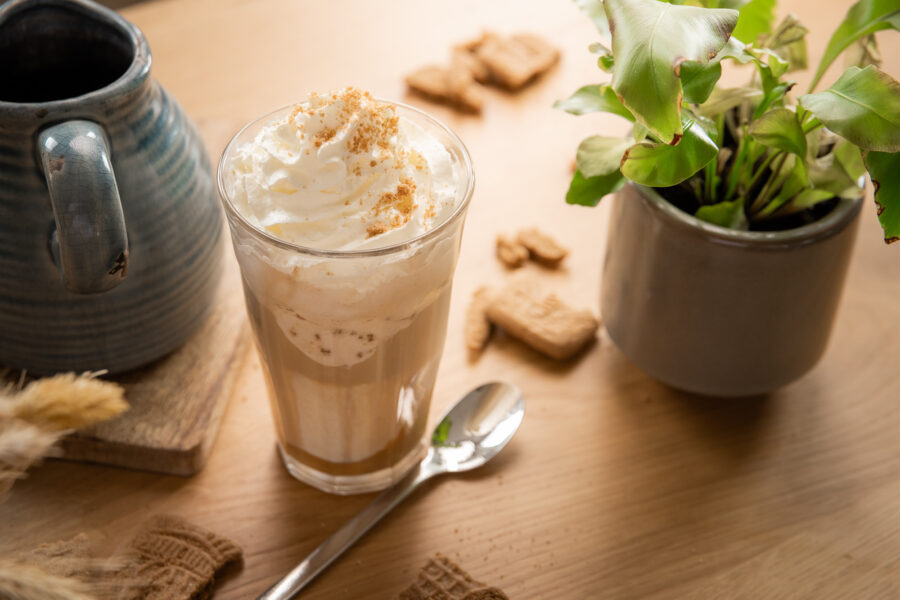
[0,374,130,599]
[21,534,137,600]
[0,372,128,498]
[0,420,63,498]
[0,559,94,600]
[1,372,127,431]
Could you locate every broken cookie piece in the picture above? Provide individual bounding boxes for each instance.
[452,46,491,84]
[397,554,509,600]
[469,32,560,90]
[405,62,484,113]
[486,276,597,360]
[517,227,569,266]
[465,286,494,353]
[496,234,529,268]
[405,31,559,114]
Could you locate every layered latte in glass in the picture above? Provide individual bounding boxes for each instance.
[218,89,474,494]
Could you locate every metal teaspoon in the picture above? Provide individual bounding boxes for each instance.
[257,381,525,599]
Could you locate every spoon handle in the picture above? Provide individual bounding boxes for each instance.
[256,454,437,600]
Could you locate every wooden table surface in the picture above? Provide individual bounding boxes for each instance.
[3,1,900,598]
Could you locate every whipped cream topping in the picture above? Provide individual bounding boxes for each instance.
[230,88,458,251]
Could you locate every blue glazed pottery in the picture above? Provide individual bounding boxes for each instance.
[0,0,222,374]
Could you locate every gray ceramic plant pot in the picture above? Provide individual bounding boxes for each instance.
[601,183,863,397]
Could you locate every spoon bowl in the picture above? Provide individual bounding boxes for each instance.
[429,381,524,473]
[258,381,524,599]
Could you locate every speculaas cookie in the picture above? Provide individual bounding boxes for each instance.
[397,554,509,600]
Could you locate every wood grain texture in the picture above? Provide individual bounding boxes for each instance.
[58,250,249,475]
[1,1,899,598]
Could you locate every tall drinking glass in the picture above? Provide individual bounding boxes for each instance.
[218,102,474,494]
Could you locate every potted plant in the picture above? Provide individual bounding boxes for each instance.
[557,0,899,396]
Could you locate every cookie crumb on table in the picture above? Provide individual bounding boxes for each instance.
[465,286,494,353]
[496,234,529,269]
[405,62,484,114]
[466,32,560,90]
[397,553,509,600]
[452,46,491,84]
[516,228,569,266]
[485,275,598,360]
[406,31,559,113]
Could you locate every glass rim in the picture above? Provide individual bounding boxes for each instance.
[216,98,475,259]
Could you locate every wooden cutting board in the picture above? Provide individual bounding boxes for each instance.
[58,248,250,476]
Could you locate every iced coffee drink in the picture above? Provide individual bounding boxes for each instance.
[218,89,474,494]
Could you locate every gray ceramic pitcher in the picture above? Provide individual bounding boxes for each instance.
[0,0,222,374]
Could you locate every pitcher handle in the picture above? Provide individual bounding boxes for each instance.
[38,120,128,294]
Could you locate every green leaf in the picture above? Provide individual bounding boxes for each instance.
[620,118,719,186]
[765,14,810,72]
[576,136,633,177]
[768,13,809,47]
[682,35,763,107]
[741,46,795,117]
[864,150,900,242]
[696,198,748,229]
[805,125,826,160]
[809,153,861,199]
[681,61,723,104]
[432,417,452,445]
[758,154,809,216]
[633,121,651,142]
[717,0,752,9]
[731,0,776,44]
[598,54,615,71]
[697,86,763,117]
[844,34,882,68]
[553,84,634,121]
[716,36,757,63]
[800,66,900,152]
[689,110,719,139]
[604,0,738,144]
[755,66,794,118]
[782,39,809,71]
[810,0,900,92]
[763,50,790,78]
[749,108,807,157]
[575,0,611,39]
[778,189,836,215]
[746,45,790,77]
[566,169,627,207]
[588,43,616,72]
[834,138,867,179]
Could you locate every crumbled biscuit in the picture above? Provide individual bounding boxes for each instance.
[123,514,243,600]
[486,276,597,360]
[465,286,494,353]
[496,234,529,268]
[452,46,491,83]
[405,63,483,114]
[517,227,569,266]
[397,554,509,600]
[471,32,560,90]
[459,32,489,53]
[446,60,484,113]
